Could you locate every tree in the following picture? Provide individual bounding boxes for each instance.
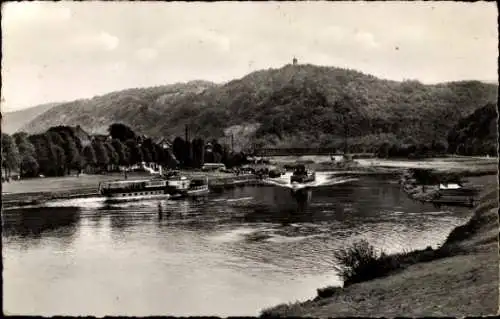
[59,131,81,174]
[154,144,166,165]
[125,139,143,166]
[213,151,222,163]
[51,144,66,176]
[1,133,21,179]
[83,145,97,171]
[108,123,137,142]
[20,155,39,177]
[29,134,52,176]
[13,132,37,177]
[183,140,193,167]
[140,138,156,165]
[104,142,119,171]
[47,126,84,152]
[212,140,225,163]
[92,140,110,172]
[111,139,129,167]
[376,142,391,158]
[431,140,447,155]
[172,137,185,166]
[192,138,205,168]
[47,131,66,148]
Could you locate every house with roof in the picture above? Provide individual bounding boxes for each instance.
[155,137,172,150]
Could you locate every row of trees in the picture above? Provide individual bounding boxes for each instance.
[375,140,448,159]
[110,123,248,169]
[2,125,176,180]
[2,123,249,181]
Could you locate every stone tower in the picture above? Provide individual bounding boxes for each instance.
[293,56,298,65]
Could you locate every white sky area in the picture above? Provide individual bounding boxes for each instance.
[1,1,498,112]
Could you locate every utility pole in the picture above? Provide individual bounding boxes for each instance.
[231,134,234,153]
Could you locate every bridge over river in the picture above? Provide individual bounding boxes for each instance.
[253,148,374,157]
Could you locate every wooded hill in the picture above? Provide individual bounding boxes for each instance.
[18,64,498,152]
[447,102,498,156]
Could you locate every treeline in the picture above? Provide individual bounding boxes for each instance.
[2,124,176,180]
[1,123,249,181]
[375,140,448,159]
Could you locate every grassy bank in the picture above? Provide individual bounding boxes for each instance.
[261,181,498,317]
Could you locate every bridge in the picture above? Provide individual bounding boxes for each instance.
[254,148,339,157]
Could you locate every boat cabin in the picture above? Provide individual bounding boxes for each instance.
[166,175,190,193]
[202,163,226,171]
[99,179,168,196]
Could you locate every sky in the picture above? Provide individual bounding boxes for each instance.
[1,1,498,112]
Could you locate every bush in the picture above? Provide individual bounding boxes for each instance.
[316,286,342,299]
[333,240,383,284]
[333,239,464,286]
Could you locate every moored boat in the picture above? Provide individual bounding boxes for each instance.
[186,177,210,197]
[165,175,191,198]
[98,179,170,199]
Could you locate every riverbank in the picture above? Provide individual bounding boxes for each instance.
[399,168,497,206]
[266,155,498,174]
[261,180,499,317]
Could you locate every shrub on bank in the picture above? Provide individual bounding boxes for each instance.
[333,239,464,287]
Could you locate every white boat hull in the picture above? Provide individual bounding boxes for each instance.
[187,187,210,197]
[104,190,171,200]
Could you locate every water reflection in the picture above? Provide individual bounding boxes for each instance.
[2,206,81,239]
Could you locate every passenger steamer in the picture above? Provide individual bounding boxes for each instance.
[186,177,210,197]
[98,174,210,200]
[99,179,171,199]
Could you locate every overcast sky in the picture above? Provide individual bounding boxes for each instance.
[1,1,498,112]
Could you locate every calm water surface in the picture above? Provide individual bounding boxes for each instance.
[2,174,471,316]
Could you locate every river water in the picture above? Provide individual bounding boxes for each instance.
[2,173,472,316]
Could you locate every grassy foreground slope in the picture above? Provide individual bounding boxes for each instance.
[262,179,499,317]
[20,64,497,150]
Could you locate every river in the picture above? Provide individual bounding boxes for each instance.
[2,173,472,316]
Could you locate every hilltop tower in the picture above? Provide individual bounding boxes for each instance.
[292,56,298,65]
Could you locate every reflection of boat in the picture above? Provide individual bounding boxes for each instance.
[290,165,316,184]
[291,187,312,199]
[99,179,171,199]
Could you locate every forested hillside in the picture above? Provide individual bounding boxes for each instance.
[20,64,498,152]
[447,102,498,156]
[21,81,217,135]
